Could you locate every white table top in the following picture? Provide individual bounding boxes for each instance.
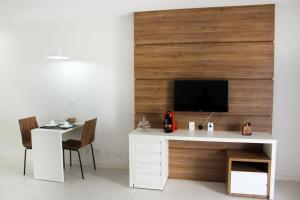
[129,128,277,144]
[32,122,84,134]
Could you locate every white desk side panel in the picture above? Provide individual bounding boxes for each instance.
[263,142,277,200]
[129,136,134,188]
[162,140,169,187]
[32,129,64,182]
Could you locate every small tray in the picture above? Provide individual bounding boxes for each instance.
[40,125,76,130]
[59,124,75,129]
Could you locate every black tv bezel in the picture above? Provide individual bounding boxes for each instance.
[173,80,229,113]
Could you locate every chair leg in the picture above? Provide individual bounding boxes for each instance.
[23,149,27,175]
[90,144,96,170]
[76,150,84,179]
[70,150,72,167]
[63,149,65,170]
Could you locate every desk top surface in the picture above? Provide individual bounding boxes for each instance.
[32,122,84,134]
[129,129,276,144]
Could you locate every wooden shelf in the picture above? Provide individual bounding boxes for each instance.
[227,149,271,199]
[232,162,268,173]
[227,149,271,163]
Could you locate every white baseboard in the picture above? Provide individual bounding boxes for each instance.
[276,175,300,182]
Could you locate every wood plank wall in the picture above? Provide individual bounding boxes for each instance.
[134,4,275,182]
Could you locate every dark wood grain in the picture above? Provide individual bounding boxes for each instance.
[135,113,272,132]
[227,149,271,163]
[18,116,38,149]
[170,141,263,150]
[135,4,275,45]
[227,149,271,198]
[134,4,274,182]
[169,142,263,182]
[135,42,274,79]
[135,79,273,116]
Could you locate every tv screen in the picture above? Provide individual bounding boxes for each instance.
[174,80,228,112]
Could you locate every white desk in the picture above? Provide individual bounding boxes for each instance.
[129,129,277,199]
[31,124,83,182]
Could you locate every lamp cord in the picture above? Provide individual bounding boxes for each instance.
[200,112,215,127]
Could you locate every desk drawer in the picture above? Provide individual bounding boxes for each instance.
[135,174,162,184]
[135,163,161,175]
[231,171,268,186]
[135,152,161,164]
[135,141,162,153]
[231,184,267,196]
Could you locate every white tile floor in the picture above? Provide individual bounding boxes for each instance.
[0,155,299,200]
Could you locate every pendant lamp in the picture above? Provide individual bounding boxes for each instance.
[47,45,69,60]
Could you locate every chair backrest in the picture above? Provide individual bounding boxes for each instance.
[81,118,97,147]
[18,116,38,149]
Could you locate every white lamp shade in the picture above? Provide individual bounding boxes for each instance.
[47,46,69,60]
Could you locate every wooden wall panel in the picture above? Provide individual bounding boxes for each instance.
[169,148,227,182]
[136,79,273,116]
[134,4,274,182]
[135,113,272,132]
[169,141,263,182]
[169,141,263,150]
[135,79,173,113]
[135,42,274,79]
[135,4,275,45]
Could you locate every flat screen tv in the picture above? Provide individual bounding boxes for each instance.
[174,80,228,112]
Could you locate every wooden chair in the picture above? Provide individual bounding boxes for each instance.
[18,116,38,175]
[63,118,97,179]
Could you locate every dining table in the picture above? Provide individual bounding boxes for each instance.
[31,122,83,182]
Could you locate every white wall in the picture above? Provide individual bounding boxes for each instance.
[0,16,135,168]
[273,0,300,180]
[0,0,299,179]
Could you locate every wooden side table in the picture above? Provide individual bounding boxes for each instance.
[227,149,271,199]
